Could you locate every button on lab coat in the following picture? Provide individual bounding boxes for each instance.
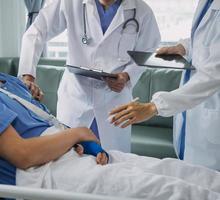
[18,0,161,152]
[152,0,220,170]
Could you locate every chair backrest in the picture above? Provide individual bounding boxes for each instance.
[36,65,64,115]
[0,57,19,76]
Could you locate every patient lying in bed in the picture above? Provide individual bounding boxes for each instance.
[1,72,220,200]
[0,72,108,185]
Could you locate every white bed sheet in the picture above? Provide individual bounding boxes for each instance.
[16,150,220,200]
[16,127,220,200]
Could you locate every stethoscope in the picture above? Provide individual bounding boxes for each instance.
[82,3,140,45]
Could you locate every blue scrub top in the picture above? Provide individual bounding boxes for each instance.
[95,0,122,34]
[0,73,51,185]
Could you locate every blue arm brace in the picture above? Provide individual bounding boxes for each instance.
[78,141,109,162]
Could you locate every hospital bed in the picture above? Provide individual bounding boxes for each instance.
[0,58,220,200]
[0,184,138,200]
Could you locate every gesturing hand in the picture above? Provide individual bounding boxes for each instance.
[109,102,158,128]
[105,72,130,93]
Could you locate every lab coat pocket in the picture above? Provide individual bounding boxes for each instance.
[202,108,220,145]
[118,33,137,60]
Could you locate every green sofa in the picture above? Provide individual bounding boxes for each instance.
[0,57,182,158]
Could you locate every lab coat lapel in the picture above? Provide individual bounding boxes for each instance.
[101,0,136,42]
[192,0,214,38]
[83,0,104,41]
[191,0,207,29]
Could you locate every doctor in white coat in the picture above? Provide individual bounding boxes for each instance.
[110,0,220,170]
[18,0,161,152]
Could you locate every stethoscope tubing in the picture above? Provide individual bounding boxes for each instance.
[82,3,139,45]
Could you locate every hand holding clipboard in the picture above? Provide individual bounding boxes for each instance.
[66,65,117,80]
[127,51,195,70]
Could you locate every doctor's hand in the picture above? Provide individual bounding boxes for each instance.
[105,72,130,93]
[22,74,44,101]
[157,44,186,56]
[109,102,158,128]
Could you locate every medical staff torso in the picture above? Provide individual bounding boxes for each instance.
[18,0,160,152]
[174,0,220,170]
[54,0,160,152]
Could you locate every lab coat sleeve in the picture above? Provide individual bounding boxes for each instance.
[124,9,161,88]
[151,42,220,117]
[18,0,67,78]
[178,38,192,61]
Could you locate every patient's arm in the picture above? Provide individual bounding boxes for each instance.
[0,126,99,170]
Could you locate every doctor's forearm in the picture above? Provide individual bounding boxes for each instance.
[152,71,220,117]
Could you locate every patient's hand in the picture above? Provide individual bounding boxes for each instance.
[74,142,109,165]
[96,152,108,165]
[74,144,84,156]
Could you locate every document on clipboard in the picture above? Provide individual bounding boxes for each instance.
[127,51,195,70]
[66,65,118,80]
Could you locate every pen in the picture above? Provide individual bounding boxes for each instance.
[107,97,140,122]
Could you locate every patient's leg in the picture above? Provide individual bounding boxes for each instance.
[109,151,220,193]
[43,150,220,200]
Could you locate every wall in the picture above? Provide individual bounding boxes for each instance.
[0,0,26,57]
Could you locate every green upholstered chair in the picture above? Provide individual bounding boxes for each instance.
[36,65,64,116]
[0,57,19,76]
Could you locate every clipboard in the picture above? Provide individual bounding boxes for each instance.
[127,51,195,70]
[66,65,118,80]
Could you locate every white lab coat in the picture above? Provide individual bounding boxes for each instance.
[18,0,161,152]
[152,0,220,170]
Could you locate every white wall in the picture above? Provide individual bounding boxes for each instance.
[0,0,26,57]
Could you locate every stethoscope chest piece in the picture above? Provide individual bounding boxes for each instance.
[82,35,89,45]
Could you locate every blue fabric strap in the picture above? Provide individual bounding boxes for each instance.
[179,0,213,160]
[179,70,191,160]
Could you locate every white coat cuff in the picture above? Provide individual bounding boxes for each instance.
[17,67,36,79]
[178,38,191,61]
[151,92,171,117]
